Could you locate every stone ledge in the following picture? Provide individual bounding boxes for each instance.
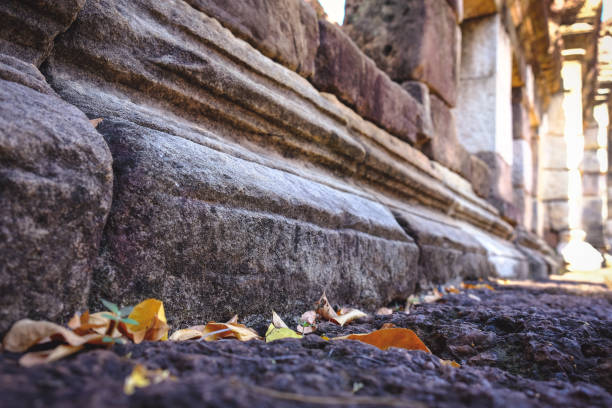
[44,0,513,240]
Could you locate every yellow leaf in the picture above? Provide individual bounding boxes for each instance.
[461,283,495,291]
[331,309,368,327]
[446,287,460,294]
[19,345,84,367]
[123,365,173,395]
[441,359,460,368]
[265,324,302,342]
[127,299,169,342]
[333,328,430,353]
[2,319,102,352]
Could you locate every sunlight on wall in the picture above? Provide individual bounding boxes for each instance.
[319,0,345,25]
[561,61,584,231]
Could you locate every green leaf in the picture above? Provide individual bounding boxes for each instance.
[102,313,120,321]
[102,336,114,343]
[121,318,139,325]
[101,299,120,315]
[119,306,134,317]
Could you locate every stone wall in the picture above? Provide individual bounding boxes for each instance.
[0,0,580,333]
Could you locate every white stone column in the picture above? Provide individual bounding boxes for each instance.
[457,12,514,218]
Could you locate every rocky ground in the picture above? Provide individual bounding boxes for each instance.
[0,277,611,408]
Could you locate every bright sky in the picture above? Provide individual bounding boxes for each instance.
[318,0,345,25]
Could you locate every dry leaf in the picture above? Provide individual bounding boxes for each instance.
[376,307,393,315]
[380,323,396,329]
[446,286,460,294]
[124,364,172,395]
[467,294,481,302]
[2,319,102,352]
[226,315,239,324]
[333,328,430,352]
[265,324,303,342]
[441,359,460,368]
[19,345,83,367]
[331,309,368,327]
[297,310,317,334]
[462,283,495,291]
[126,299,169,343]
[89,118,103,128]
[315,291,338,320]
[168,328,205,341]
[272,311,289,329]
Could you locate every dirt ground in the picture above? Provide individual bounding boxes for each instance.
[1,275,611,408]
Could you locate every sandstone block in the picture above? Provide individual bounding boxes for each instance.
[581,149,603,173]
[512,139,533,192]
[0,56,113,334]
[93,119,419,327]
[539,169,570,200]
[539,135,567,170]
[470,155,492,198]
[313,19,427,145]
[544,201,570,232]
[0,0,85,66]
[582,173,606,196]
[184,0,319,79]
[422,94,471,179]
[475,152,516,222]
[344,0,459,107]
[394,209,493,284]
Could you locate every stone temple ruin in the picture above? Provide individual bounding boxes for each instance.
[0,0,611,333]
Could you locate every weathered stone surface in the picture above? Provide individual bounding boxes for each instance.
[93,119,419,327]
[470,155,492,199]
[539,135,568,169]
[544,201,570,232]
[45,0,511,246]
[394,208,494,285]
[344,0,459,107]
[0,0,85,66]
[581,149,604,173]
[0,56,113,334]
[512,139,533,192]
[539,169,570,200]
[313,19,427,145]
[457,13,513,167]
[422,94,471,179]
[582,197,606,249]
[582,173,606,196]
[183,0,319,79]
[476,152,516,222]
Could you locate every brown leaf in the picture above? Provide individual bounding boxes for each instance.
[380,323,396,329]
[19,345,84,367]
[2,319,102,352]
[441,359,460,368]
[315,291,338,321]
[170,320,260,342]
[89,118,103,128]
[376,307,394,315]
[333,328,430,352]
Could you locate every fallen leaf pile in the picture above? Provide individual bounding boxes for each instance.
[3,284,490,373]
[1,298,169,366]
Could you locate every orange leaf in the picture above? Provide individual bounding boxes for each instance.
[333,328,430,352]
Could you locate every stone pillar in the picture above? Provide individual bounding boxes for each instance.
[581,104,609,250]
[457,12,515,221]
[512,87,534,230]
[538,92,570,248]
